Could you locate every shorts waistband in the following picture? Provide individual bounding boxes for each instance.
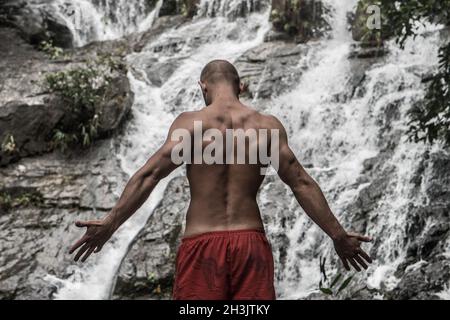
[181,228,266,242]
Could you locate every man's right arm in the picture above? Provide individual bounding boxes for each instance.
[69,112,194,262]
[269,116,373,271]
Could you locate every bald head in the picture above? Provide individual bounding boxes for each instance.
[200,60,240,94]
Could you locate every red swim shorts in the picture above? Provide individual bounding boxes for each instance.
[172,229,276,300]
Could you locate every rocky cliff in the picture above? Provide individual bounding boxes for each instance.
[0,1,134,299]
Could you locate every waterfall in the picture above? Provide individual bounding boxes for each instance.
[40,0,447,299]
[262,1,445,299]
[48,0,163,46]
[195,0,265,18]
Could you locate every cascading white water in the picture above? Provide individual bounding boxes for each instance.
[262,1,445,299]
[47,0,163,46]
[42,0,447,299]
[196,0,261,18]
[45,0,271,299]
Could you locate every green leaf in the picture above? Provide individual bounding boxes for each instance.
[337,275,354,294]
[319,287,333,295]
[330,273,342,288]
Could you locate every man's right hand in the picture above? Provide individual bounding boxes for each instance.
[333,232,373,271]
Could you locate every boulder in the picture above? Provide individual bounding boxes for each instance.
[0,100,66,166]
[387,258,450,300]
[235,41,310,100]
[0,0,74,48]
[419,223,449,259]
[0,141,127,299]
[96,73,134,135]
[159,0,181,17]
[0,26,134,166]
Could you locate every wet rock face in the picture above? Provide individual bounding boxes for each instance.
[257,176,298,285]
[235,41,310,100]
[113,177,190,300]
[0,25,133,166]
[159,0,183,17]
[0,0,73,48]
[0,100,66,166]
[0,141,127,299]
[96,72,134,135]
[387,258,450,300]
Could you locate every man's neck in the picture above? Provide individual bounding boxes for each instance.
[208,85,240,106]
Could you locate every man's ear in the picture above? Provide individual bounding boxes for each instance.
[198,80,207,92]
[239,82,248,95]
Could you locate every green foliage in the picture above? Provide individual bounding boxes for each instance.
[39,40,68,60]
[43,54,124,151]
[1,134,17,154]
[270,0,326,38]
[45,66,102,111]
[318,256,356,297]
[0,190,43,211]
[378,0,450,145]
[147,272,156,284]
[180,1,188,16]
[146,272,163,295]
[270,9,280,21]
[51,129,76,153]
[0,192,12,211]
[407,42,450,145]
[380,0,449,48]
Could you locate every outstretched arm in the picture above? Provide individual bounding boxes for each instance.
[271,116,373,271]
[69,113,192,262]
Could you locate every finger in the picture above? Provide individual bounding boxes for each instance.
[353,255,368,269]
[348,232,373,242]
[94,244,103,253]
[357,249,373,263]
[340,256,350,271]
[75,220,102,228]
[348,258,361,272]
[74,243,90,262]
[81,246,95,262]
[69,235,89,254]
[357,235,373,242]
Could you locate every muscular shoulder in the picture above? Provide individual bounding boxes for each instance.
[171,110,203,132]
[258,112,286,131]
[254,112,289,144]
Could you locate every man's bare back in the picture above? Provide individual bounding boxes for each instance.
[183,102,275,236]
[69,60,373,300]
